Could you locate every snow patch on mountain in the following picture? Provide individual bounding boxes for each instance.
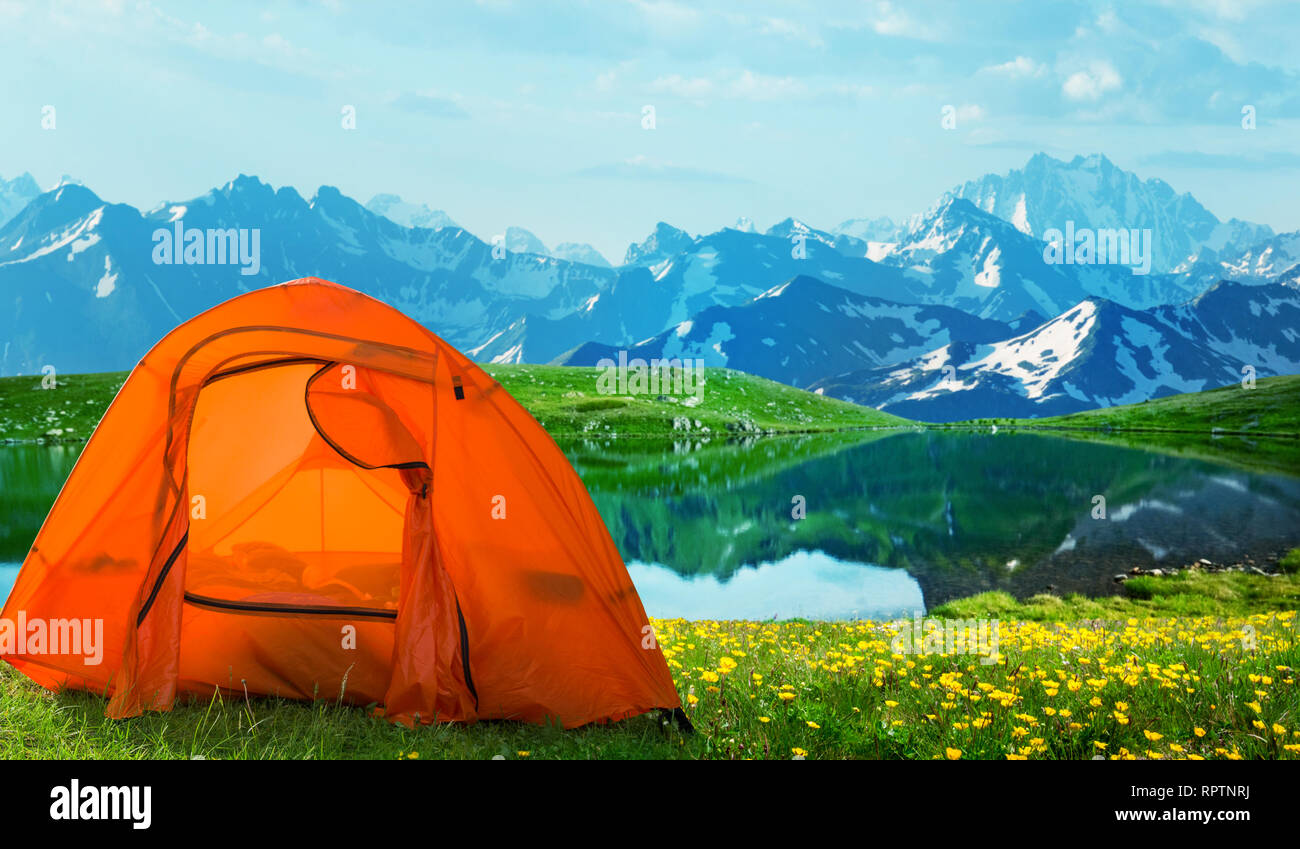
[95,256,117,298]
[965,301,1097,400]
[365,193,458,230]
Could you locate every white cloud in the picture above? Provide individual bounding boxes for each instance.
[629,0,700,32]
[833,82,875,98]
[261,32,310,60]
[760,17,823,48]
[649,70,804,102]
[1062,61,1123,101]
[868,1,938,40]
[1156,0,1262,22]
[729,70,803,100]
[594,61,636,94]
[649,74,713,99]
[984,56,1046,78]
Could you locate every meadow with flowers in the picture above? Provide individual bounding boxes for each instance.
[656,610,1298,760]
[0,570,1295,759]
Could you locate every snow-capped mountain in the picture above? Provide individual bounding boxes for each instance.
[765,218,871,258]
[0,177,615,375]
[2,153,1293,423]
[502,229,611,266]
[0,172,40,229]
[364,193,458,230]
[468,264,665,364]
[622,222,696,265]
[1154,280,1300,373]
[810,282,1300,421]
[946,153,1273,273]
[1176,229,1300,288]
[473,228,928,363]
[874,197,1201,320]
[504,226,548,256]
[833,216,903,244]
[367,198,610,266]
[551,242,611,267]
[834,215,903,261]
[554,275,1012,389]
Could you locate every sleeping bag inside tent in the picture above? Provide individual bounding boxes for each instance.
[0,277,682,728]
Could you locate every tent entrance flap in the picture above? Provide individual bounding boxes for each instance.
[177,360,414,704]
[183,360,410,615]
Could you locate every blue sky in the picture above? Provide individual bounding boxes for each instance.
[2,0,1298,260]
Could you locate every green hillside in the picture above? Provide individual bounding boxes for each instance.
[483,364,905,435]
[2,367,1295,444]
[0,365,904,443]
[0,371,127,443]
[981,375,1300,436]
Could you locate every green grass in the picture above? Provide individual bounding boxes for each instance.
[2,368,1297,444]
[999,427,1300,477]
[931,568,1300,621]
[966,375,1300,437]
[0,371,126,443]
[3,570,1297,760]
[0,366,903,443]
[0,667,683,759]
[483,363,905,435]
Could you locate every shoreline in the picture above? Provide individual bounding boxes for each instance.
[6,551,1297,622]
[3,369,1297,445]
[7,421,1300,447]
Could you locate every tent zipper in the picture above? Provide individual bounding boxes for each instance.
[183,591,397,620]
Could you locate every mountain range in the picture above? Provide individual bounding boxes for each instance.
[809,281,1299,421]
[554,275,1013,390]
[0,177,614,375]
[947,153,1274,275]
[1,154,1296,421]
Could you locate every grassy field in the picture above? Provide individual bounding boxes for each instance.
[964,375,1300,437]
[0,371,127,443]
[484,363,905,434]
[2,569,1297,760]
[1009,427,1300,478]
[933,567,1300,621]
[0,366,903,443]
[2,368,1297,443]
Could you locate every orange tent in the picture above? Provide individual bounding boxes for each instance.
[1,277,683,729]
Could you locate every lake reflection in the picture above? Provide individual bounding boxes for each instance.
[559,430,1300,615]
[1,442,82,604]
[2,431,1298,619]
[629,550,924,621]
[0,564,15,606]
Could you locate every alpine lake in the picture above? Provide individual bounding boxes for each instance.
[3,428,1297,620]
